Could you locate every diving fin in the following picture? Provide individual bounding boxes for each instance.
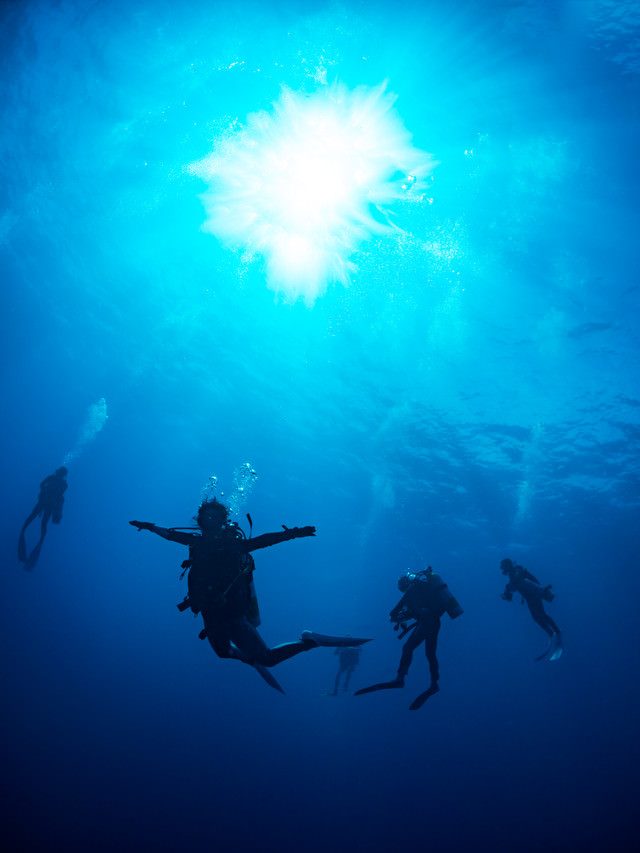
[534,634,555,662]
[301,631,372,648]
[18,530,27,563]
[253,663,286,694]
[549,632,563,661]
[535,631,563,662]
[23,540,43,571]
[354,679,404,696]
[409,683,440,711]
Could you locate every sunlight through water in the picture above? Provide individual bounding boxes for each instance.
[190,82,434,304]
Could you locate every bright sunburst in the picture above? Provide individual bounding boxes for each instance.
[191,82,435,305]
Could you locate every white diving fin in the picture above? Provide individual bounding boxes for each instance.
[549,632,563,661]
[535,632,563,662]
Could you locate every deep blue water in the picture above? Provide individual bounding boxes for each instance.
[2,1,639,851]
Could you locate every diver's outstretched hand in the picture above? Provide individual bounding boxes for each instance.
[282,525,316,538]
[129,520,154,531]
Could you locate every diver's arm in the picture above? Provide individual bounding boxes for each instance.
[38,476,54,496]
[390,595,409,622]
[501,583,513,601]
[129,521,195,545]
[244,526,316,552]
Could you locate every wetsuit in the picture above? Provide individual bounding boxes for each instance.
[22,472,67,539]
[502,566,560,637]
[19,469,68,568]
[390,578,446,685]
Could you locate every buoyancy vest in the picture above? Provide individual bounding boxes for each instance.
[39,476,66,521]
[187,526,254,618]
[403,573,464,620]
[509,572,554,603]
[185,525,260,623]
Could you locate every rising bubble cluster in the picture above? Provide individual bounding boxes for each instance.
[62,398,108,466]
[200,464,257,519]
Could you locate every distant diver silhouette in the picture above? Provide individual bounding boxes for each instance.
[329,644,362,695]
[356,567,463,710]
[19,467,68,570]
[500,558,563,661]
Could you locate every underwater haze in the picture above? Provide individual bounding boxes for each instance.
[1,0,639,850]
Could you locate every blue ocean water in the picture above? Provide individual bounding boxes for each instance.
[1,0,639,850]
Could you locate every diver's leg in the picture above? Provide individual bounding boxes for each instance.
[260,639,314,666]
[51,497,64,524]
[397,622,428,682]
[39,509,51,542]
[343,665,355,690]
[528,601,554,637]
[332,667,342,696]
[202,614,234,659]
[22,504,41,532]
[424,619,441,686]
[229,619,314,667]
[542,609,560,635]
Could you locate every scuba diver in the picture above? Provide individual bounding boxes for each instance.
[500,557,563,661]
[130,498,371,693]
[355,566,463,710]
[18,466,68,570]
[329,644,362,696]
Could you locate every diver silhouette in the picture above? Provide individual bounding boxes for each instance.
[500,558,563,661]
[356,567,463,710]
[130,498,371,692]
[18,467,68,570]
[330,644,362,695]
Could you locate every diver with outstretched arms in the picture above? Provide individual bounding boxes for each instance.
[355,566,463,710]
[500,557,563,661]
[130,498,371,693]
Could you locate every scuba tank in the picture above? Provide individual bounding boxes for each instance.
[427,569,464,620]
[518,577,554,603]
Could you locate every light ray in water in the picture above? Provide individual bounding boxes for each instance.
[514,422,544,527]
[190,82,435,305]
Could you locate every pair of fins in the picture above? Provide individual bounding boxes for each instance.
[535,631,563,662]
[18,530,42,571]
[254,632,373,694]
[354,678,440,711]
